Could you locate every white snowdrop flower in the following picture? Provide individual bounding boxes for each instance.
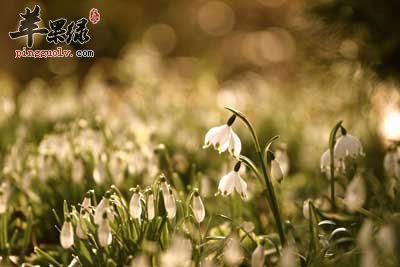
[71,156,84,183]
[218,162,248,199]
[159,176,176,219]
[251,243,265,267]
[203,115,241,157]
[94,194,113,225]
[223,235,243,266]
[377,224,396,255]
[160,175,170,196]
[334,128,363,160]
[164,189,177,219]
[147,192,155,221]
[303,199,311,220]
[60,219,74,249]
[160,236,192,267]
[384,146,400,178]
[275,147,290,176]
[129,187,142,220]
[80,194,92,216]
[344,175,366,212]
[271,158,284,183]
[98,214,112,247]
[192,191,205,223]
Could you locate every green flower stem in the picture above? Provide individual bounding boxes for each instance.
[225,107,286,246]
[328,121,343,212]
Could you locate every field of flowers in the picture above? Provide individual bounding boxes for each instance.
[2,1,400,266]
[0,67,399,267]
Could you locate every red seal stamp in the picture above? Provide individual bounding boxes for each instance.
[89,8,100,24]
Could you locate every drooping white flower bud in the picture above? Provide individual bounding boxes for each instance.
[129,187,142,219]
[60,219,74,249]
[271,159,284,183]
[275,147,290,176]
[160,175,170,196]
[147,192,155,221]
[251,244,265,267]
[164,189,176,219]
[192,191,205,223]
[98,214,112,247]
[94,193,113,225]
[344,175,366,212]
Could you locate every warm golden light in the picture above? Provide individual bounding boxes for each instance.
[382,110,400,140]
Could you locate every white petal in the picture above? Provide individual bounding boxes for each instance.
[129,193,142,219]
[94,197,108,225]
[81,197,91,210]
[218,172,236,196]
[98,220,112,247]
[192,195,205,223]
[334,135,363,159]
[211,126,231,150]
[160,181,170,196]
[147,194,155,220]
[234,173,248,199]
[229,129,241,157]
[204,125,227,147]
[60,221,74,249]
[271,160,283,183]
[275,149,290,176]
[320,149,331,171]
[164,193,176,219]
